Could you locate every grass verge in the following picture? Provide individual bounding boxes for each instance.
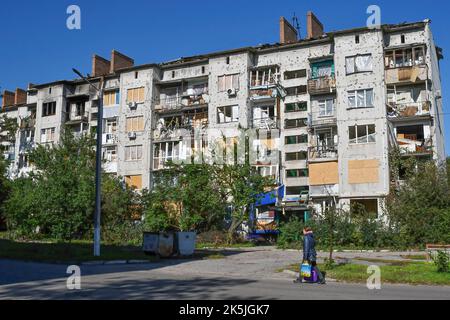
[285,260,450,286]
[0,239,227,263]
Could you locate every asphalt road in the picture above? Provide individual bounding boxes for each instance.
[1,258,449,300]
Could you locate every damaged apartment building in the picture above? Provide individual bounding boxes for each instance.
[1,12,445,223]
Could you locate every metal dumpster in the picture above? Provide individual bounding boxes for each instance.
[175,232,196,256]
[158,232,174,257]
[142,232,159,255]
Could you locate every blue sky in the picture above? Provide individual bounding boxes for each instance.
[1,0,449,154]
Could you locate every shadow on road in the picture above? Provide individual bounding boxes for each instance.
[0,274,263,300]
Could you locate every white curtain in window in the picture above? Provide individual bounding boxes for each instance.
[348,92,356,107]
[346,57,355,74]
[355,55,373,72]
[366,89,374,107]
[357,91,365,107]
[317,66,332,77]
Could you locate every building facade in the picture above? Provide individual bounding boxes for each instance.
[1,13,445,221]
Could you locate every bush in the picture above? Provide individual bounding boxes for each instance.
[102,221,144,246]
[433,251,449,273]
[277,217,305,249]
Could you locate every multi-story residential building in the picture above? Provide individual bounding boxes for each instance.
[1,12,445,224]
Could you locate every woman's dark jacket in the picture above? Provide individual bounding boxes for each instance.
[303,232,317,262]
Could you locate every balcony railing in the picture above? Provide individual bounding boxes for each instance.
[387,101,431,118]
[385,65,428,84]
[308,145,338,161]
[155,92,209,113]
[397,136,433,156]
[66,111,88,123]
[153,121,208,140]
[307,76,336,95]
[309,110,337,127]
[252,117,279,129]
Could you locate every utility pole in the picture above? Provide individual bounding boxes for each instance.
[72,68,104,256]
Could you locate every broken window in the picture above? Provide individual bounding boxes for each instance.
[253,105,275,120]
[284,69,307,80]
[346,54,373,74]
[348,89,374,108]
[250,66,280,87]
[285,118,308,129]
[102,146,117,162]
[217,105,239,123]
[42,102,56,117]
[285,186,309,195]
[318,98,334,117]
[125,145,143,161]
[285,151,307,161]
[153,141,181,169]
[218,74,239,92]
[311,60,334,79]
[40,127,55,143]
[285,101,307,112]
[385,46,425,69]
[349,124,376,144]
[285,85,307,96]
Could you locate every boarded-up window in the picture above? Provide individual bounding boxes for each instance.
[126,116,144,132]
[104,90,120,106]
[125,175,142,190]
[218,74,239,92]
[348,159,379,184]
[127,87,145,103]
[309,161,339,186]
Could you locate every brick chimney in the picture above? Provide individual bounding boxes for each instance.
[2,90,15,108]
[279,16,298,44]
[306,11,324,39]
[92,54,111,77]
[14,88,27,105]
[110,50,134,73]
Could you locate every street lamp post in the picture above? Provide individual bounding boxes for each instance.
[72,68,104,257]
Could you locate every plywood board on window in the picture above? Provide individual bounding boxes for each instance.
[309,161,339,186]
[348,159,379,184]
[125,175,142,190]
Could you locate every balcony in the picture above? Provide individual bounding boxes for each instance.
[102,133,117,145]
[153,119,208,141]
[155,89,209,114]
[66,111,88,124]
[309,184,339,197]
[307,76,336,96]
[308,145,338,161]
[252,117,279,130]
[387,101,431,119]
[19,141,35,153]
[309,110,337,128]
[397,134,433,156]
[385,65,428,85]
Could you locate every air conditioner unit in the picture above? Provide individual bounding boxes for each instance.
[128,132,137,140]
[227,88,237,97]
[128,102,137,109]
[154,104,163,111]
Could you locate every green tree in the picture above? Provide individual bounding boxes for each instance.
[214,163,275,243]
[4,129,96,240]
[386,159,450,246]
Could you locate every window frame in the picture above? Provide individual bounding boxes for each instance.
[348,124,376,144]
[217,105,239,123]
[42,101,57,117]
[345,54,373,75]
[218,74,240,92]
[347,89,374,109]
[125,145,143,161]
[126,116,144,132]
